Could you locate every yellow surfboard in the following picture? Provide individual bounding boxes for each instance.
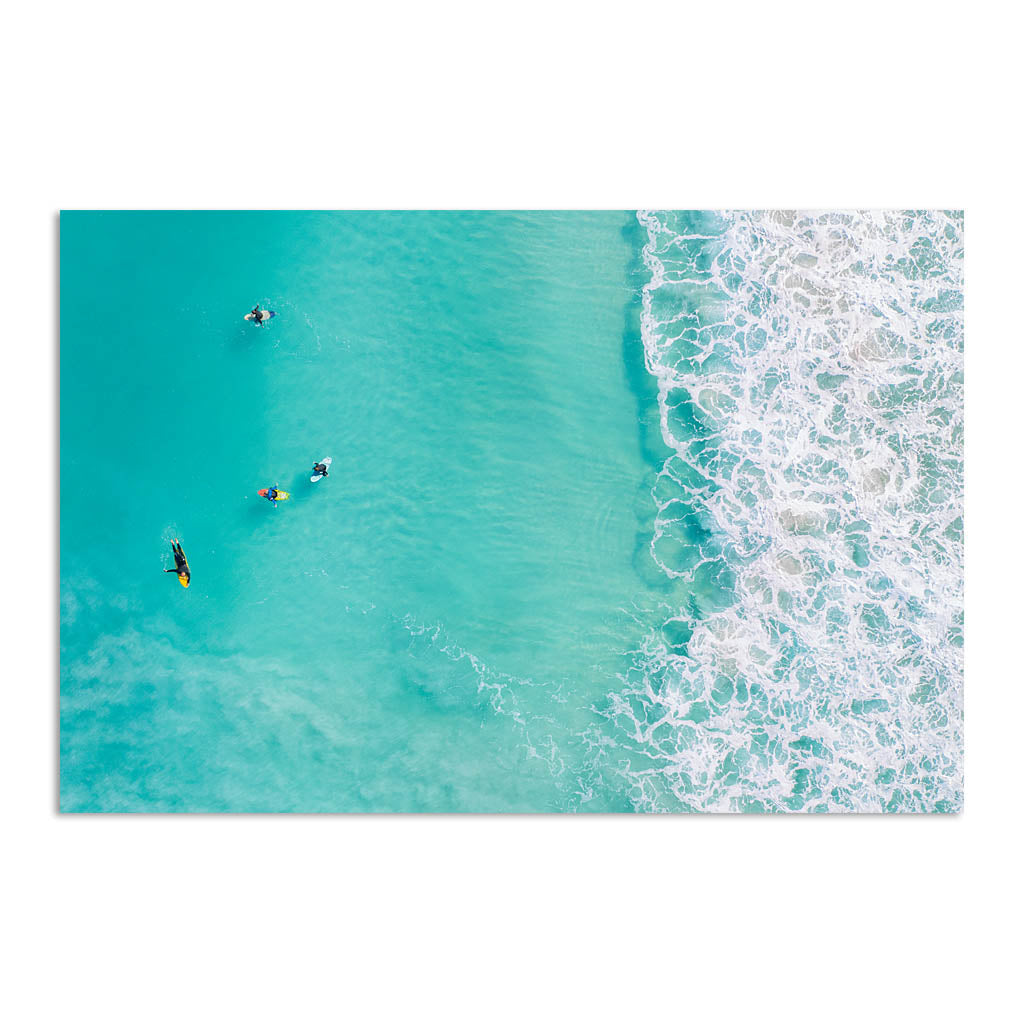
[172,539,190,588]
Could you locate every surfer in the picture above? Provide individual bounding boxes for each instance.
[263,486,281,505]
[163,540,190,588]
[250,305,264,325]
[310,456,333,482]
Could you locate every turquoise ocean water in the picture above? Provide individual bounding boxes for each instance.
[60,211,964,812]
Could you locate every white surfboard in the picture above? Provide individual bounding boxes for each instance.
[311,456,332,482]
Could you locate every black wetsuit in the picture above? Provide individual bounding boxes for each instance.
[313,463,329,477]
[164,541,190,583]
[251,307,263,325]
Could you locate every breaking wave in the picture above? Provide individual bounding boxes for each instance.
[603,210,964,812]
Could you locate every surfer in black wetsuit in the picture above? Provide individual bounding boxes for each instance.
[312,461,329,478]
[251,305,264,325]
[163,540,190,586]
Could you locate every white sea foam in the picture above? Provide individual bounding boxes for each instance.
[610,210,964,811]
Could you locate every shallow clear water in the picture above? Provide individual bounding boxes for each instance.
[60,210,963,812]
[60,211,673,811]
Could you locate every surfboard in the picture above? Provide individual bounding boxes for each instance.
[173,540,190,588]
[311,456,333,482]
[258,489,290,502]
[245,309,276,323]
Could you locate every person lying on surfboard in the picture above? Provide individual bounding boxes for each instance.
[250,305,264,325]
[262,486,281,505]
[312,460,329,478]
[163,540,190,587]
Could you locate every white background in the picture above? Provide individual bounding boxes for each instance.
[3,1,1021,1021]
